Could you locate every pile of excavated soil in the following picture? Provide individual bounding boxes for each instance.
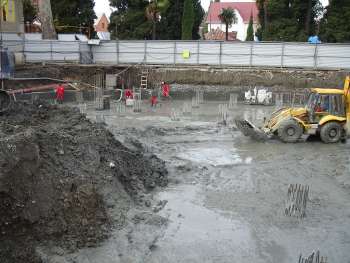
[0,102,168,263]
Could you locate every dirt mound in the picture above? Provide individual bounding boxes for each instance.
[0,102,168,263]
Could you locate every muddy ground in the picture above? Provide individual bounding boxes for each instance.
[73,98,349,263]
[1,92,350,262]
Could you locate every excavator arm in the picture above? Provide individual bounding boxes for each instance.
[344,76,350,135]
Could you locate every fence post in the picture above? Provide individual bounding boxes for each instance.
[116,40,119,64]
[78,41,81,64]
[281,42,285,68]
[144,40,147,63]
[174,41,177,65]
[313,44,318,69]
[219,41,222,66]
[249,42,254,67]
[50,40,53,62]
[197,41,200,64]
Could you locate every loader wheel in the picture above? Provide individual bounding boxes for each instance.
[278,119,303,143]
[320,122,342,143]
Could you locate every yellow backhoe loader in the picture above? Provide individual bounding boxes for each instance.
[236,77,350,143]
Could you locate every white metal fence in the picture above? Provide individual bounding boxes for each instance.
[2,36,350,70]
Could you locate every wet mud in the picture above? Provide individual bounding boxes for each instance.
[84,99,350,263]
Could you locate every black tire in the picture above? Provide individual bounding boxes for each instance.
[278,119,303,143]
[320,122,343,143]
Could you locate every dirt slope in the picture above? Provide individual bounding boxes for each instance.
[0,102,168,263]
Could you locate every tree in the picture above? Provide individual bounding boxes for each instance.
[256,0,322,41]
[157,0,203,40]
[218,7,237,41]
[38,0,57,39]
[51,0,96,38]
[23,0,37,23]
[320,0,350,42]
[181,0,194,40]
[192,0,204,39]
[109,0,152,39]
[246,13,254,41]
[145,0,169,40]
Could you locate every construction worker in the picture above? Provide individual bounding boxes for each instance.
[151,88,158,107]
[161,81,170,98]
[55,84,65,104]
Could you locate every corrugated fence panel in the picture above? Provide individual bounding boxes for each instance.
[52,41,79,62]
[317,45,350,69]
[146,41,174,64]
[24,41,52,62]
[199,42,220,65]
[176,42,198,64]
[283,43,315,68]
[221,42,251,66]
[92,41,117,63]
[252,43,282,67]
[118,41,145,64]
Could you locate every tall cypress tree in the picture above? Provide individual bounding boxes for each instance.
[246,14,254,41]
[181,0,194,40]
[320,0,350,42]
[158,0,203,40]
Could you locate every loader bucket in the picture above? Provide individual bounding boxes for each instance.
[0,90,11,113]
[235,118,269,141]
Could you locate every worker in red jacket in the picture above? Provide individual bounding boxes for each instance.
[56,84,65,104]
[161,81,170,98]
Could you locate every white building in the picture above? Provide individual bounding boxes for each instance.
[206,1,258,41]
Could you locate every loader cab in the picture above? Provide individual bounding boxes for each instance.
[306,90,346,123]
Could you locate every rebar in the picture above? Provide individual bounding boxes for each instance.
[182,102,192,115]
[78,103,87,114]
[31,93,40,104]
[116,102,126,116]
[218,104,228,125]
[229,93,238,109]
[75,90,84,104]
[298,251,327,263]
[192,96,200,108]
[95,114,105,124]
[171,109,180,121]
[94,87,104,110]
[285,184,309,218]
[133,98,142,113]
[275,93,283,108]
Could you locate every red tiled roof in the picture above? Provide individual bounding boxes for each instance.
[204,28,237,41]
[206,2,258,24]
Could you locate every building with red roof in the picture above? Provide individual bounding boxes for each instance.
[205,0,259,41]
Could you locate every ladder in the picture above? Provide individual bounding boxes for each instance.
[140,69,149,90]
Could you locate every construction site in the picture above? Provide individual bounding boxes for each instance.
[0,63,350,263]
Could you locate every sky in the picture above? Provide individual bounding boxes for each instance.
[94,0,329,19]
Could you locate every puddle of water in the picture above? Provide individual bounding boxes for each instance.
[147,185,258,263]
[177,147,242,166]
